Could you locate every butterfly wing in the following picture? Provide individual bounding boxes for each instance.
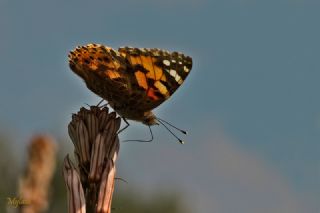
[118,47,193,112]
[68,44,193,122]
[68,44,133,107]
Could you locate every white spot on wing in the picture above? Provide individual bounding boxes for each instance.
[183,66,190,73]
[175,75,181,82]
[169,69,177,77]
[163,60,170,66]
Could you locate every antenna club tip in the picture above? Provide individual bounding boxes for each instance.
[182,130,188,135]
[179,140,185,144]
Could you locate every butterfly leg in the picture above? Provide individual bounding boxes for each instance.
[96,99,111,108]
[122,125,154,143]
[117,117,130,134]
[118,116,154,143]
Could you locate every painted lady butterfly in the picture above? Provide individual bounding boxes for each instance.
[68,44,192,127]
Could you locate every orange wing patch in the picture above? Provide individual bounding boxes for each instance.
[154,81,169,98]
[140,56,154,73]
[147,87,159,100]
[134,55,164,81]
[128,55,140,66]
[106,70,121,79]
[152,58,165,81]
[134,71,148,90]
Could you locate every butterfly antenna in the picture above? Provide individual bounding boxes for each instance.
[122,125,154,143]
[156,118,184,144]
[118,117,130,134]
[156,117,188,135]
[96,99,110,108]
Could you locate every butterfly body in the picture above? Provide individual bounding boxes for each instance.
[68,44,192,126]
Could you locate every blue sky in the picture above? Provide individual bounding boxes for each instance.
[1,0,319,212]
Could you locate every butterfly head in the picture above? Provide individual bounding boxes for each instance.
[142,111,159,126]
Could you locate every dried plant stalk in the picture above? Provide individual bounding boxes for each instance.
[18,135,57,213]
[64,106,121,213]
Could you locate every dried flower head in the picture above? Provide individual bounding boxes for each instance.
[18,135,57,213]
[64,106,121,213]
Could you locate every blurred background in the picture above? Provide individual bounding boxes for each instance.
[1,0,319,212]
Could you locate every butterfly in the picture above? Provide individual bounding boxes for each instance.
[68,44,192,142]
